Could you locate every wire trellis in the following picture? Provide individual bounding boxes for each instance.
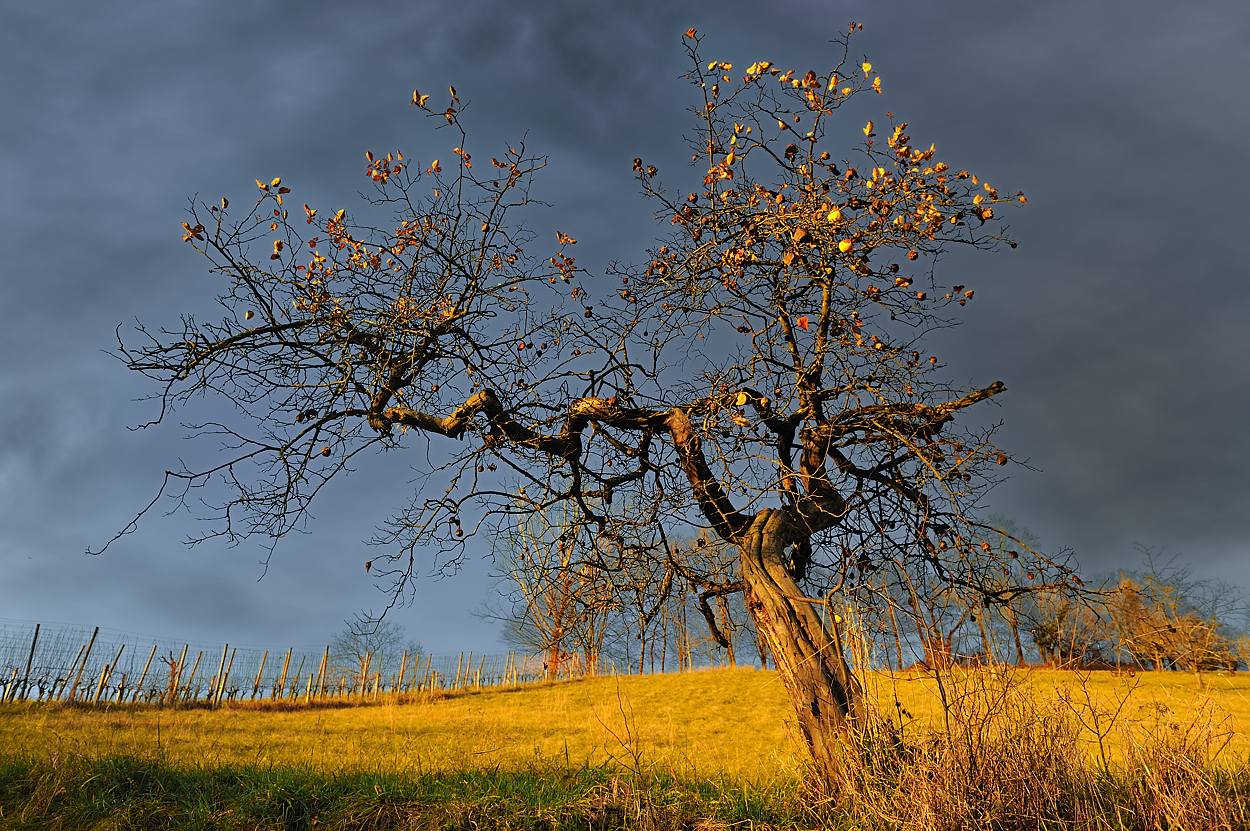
[0,620,660,706]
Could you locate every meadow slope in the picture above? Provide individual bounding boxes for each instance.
[5,666,1250,780]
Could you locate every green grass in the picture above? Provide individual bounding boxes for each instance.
[0,755,808,830]
[4,667,1250,829]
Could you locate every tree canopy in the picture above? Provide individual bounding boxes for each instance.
[106,26,1068,784]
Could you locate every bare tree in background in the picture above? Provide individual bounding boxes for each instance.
[104,26,1069,785]
[331,619,419,692]
[1105,548,1245,679]
[485,500,615,676]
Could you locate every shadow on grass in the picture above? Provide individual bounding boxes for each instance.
[0,752,806,831]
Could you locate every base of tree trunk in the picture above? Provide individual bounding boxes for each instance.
[738,509,864,784]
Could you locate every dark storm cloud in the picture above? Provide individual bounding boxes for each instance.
[1,0,1247,650]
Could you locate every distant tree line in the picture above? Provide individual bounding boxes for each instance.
[488,510,1249,677]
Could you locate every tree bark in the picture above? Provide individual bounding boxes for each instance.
[738,509,864,784]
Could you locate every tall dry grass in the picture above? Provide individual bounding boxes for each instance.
[815,665,1250,830]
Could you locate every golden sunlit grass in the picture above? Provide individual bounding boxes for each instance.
[0,669,803,785]
[866,667,1250,765]
[5,666,1250,781]
[5,667,1250,828]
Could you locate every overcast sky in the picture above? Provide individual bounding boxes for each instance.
[1,1,1247,653]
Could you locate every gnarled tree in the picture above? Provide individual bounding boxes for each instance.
[105,27,1067,784]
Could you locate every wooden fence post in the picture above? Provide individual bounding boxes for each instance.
[95,644,125,705]
[223,649,236,703]
[166,645,188,706]
[56,645,85,702]
[133,643,158,703]
[276,648,292,700]
[397,650,408,697]
[291,655,306,701]
[15,623,39,702]
[316,647,329,698]
[211,644,229,709]
[252,651,268,700]
[184,651,203,702]
[92,664,110,704]
[67,627,99,703]
[216,648,235,706]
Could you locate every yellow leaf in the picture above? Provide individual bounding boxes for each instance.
[838,239,853,253]
[271,177,282,187]
[862,62,872,74]
[827,208,842,222]
[863,121,874,136]
[735,391,748,406]
[873,77,881,93]
[256,179,268,190]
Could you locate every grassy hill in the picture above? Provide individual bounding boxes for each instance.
[3,667,1250,828]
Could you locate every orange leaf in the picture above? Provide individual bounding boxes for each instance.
[796,316,810,331]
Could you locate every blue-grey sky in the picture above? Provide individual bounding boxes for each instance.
[1,1,1247,653]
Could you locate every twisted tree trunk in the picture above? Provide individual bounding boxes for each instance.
[737,509,864,784]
